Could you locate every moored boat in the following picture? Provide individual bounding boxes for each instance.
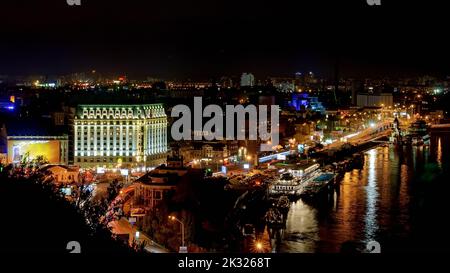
[300,172,337,198]
[268,163,321,196]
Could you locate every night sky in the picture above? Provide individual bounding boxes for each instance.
[0,0,448,79]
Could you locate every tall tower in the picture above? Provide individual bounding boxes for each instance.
[333,56,339,106]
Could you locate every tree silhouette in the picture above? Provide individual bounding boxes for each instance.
[107,179,123,203]
[0,167,138,254]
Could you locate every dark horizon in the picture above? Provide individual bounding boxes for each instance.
[1,0,448,79]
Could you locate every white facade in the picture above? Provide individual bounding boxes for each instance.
[240,73,255,87]
[74,104,168,168]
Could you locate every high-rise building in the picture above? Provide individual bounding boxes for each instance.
[351,80,364,106]
[240,73,255,87]
[269,77,295,93]
[74,104,168,169]
[356,93,393,108]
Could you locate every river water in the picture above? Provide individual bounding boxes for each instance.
[278,134,450,253]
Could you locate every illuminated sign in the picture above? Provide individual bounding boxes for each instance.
[7,140,61,164]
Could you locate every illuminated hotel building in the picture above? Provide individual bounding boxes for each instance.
[74,104,168,169]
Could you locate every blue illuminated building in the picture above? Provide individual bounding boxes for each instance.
[288,93,325,113]
[0,101,15,112]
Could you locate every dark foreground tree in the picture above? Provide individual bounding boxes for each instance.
[0,170,138,254]
[107,179,123,203]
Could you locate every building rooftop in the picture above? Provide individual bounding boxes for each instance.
[40,164,79,172]
[135,172,180,186]
[192,141,226,151]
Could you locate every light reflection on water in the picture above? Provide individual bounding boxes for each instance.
[280,201,318,253]
[437,138,442,167]
[278,136,448,253]
[364,149,378,241]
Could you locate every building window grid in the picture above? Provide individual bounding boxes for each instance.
[76,106,167,164]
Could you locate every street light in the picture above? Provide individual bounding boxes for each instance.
[256,242,263,251]
[252,240,268,253]
[169,215,185,248]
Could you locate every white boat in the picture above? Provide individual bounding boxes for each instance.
[269,172,302,196]
[269,164,321,196]
[408,120,430,146]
